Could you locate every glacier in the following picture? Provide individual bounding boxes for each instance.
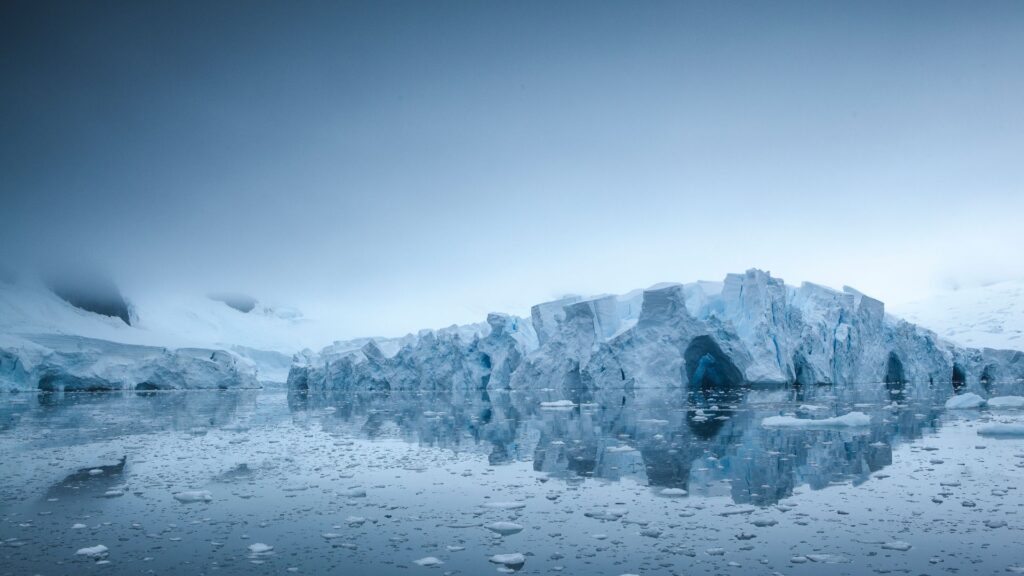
[0,277,263,391]
[289,269,1024,402]
[0,333,258,392]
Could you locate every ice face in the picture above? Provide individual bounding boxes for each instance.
[0,334,258,392]
[291,269,1024,402]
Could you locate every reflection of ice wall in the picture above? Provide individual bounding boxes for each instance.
[291,269,1024,399]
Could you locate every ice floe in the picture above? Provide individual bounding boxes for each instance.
[762,411,871,428]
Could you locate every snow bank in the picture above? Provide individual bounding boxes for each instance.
[762,411,871,428]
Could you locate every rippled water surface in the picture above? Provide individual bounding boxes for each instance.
[2,386,1024,575]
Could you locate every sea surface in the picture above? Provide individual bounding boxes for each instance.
[2,385,1023,575]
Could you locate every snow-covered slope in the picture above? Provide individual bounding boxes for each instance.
[0,278,342,383]
[890,279,1024,351]
[0,277,324,389]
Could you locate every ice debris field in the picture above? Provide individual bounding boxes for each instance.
[3,386,1024,576]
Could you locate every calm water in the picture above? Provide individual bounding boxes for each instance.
[2,385,1023,575]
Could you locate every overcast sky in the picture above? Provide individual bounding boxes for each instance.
[2,1,1022,337]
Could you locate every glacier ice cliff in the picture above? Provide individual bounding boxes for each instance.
[0,334,258,392]
[289,270,1024,401]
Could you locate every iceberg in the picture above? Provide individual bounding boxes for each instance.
[288,269,1024,405]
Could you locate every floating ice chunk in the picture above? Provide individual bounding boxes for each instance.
[659,488,687,497]
[345,516,366,526]
[489,553,526,567]
[762,411,871,428]
[103,487,126,498]
[584,508,627,521]
[881,541,912,551]
[985,519,1008,528]
[413,556,443,567]
[540,400,575,409]
[72,523,87,529]
[806,553,849,563]
[76,544,108,559]
[88,469,104,476]
[173,490,213,503]
[751,519,777,527]
[484,522,524,536]
[978,424,1024,437]
[321,533,341,539]
[248,543,273,553]
[987,396,1024,408]
[482,501,526,510]
[340,488,367,498]
[945,393,986,409]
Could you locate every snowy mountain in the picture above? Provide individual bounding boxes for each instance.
[290,270,1024,402]
[890,279,1024,350]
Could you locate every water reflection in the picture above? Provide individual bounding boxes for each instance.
[291,383,945,505]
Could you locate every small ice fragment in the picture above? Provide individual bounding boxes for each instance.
[482,501,526,510]
[978,424,1024,437]
[762,412,870,428]
[76,544,108,559]
[988,396,1024,408]
[173,490,212,503]
[945,393,986,409]
[881,541,912,551]
[659,488,687,497]
[72,523,87,529]
[484,521,524,536]
[540,400,575,409]
[489,553,526,567]
[806,554,849,563]
[248,543,273,554]
[413,556,443,567]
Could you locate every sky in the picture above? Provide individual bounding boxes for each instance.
[2,1,1023,338]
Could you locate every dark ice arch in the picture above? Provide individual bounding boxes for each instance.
[952,363,967,393]
[683,336,744,440]
[683,336,745,391]
[884,352,906,399]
